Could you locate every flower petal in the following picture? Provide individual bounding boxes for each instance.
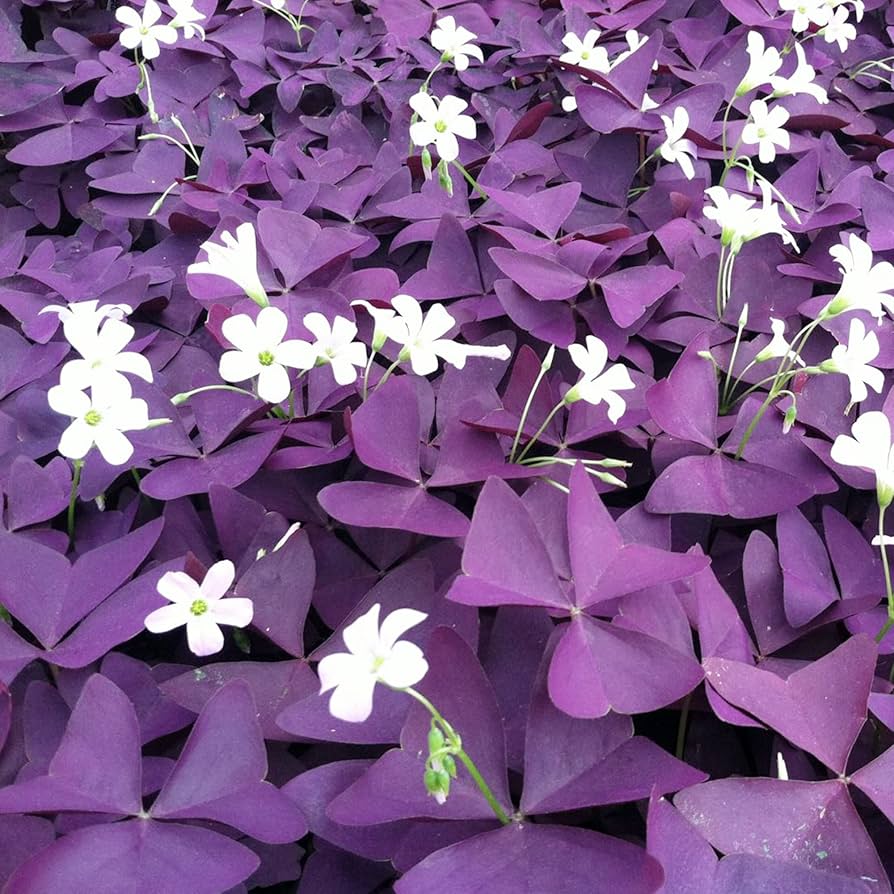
[257,363,291,404]
[200,559,236,601]
[318,652,368,694]
[327,674,378,723]
[378,607,428,650]
[342,603,382,657]
[219,350,262,383]
[94,427,134,466]
[209,597,254,628]
[377,641,429,688]
[144,602,191,633]
[157,571,201,604]
[255,306,289,346]
[186,617,225,657]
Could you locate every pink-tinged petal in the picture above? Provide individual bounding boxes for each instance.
[318,651,368,694]
[255,306,288,345]
[342,603,382,657]
[186,617,225,656]
[209,597,254,628]
[157,570,201,604]
[58,420,94,460]
[219,350,262,384]
[201,559,236,601]
[377,641,428,688]
[94,427,134,466]
[256,363,291,404]
[144,602,191,633]
[328,674,378,722]
[378,608,428,650]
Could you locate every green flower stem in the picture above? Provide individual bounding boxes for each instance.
[171,384,259,405]
[715,244,728,320]
[515,400,565,464]
[361,348,378,400]
[721,313,748,407]
[403,687,511,826]
[67,459,84,545]
[876,506,894,645]
[720,98,734,159]
[675,692,692,760]
[452,161,488,199]
[509,351,554,463]
[135,52,159,123]
[372,357,403,393]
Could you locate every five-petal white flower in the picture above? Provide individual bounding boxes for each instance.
[58,317,153,393]
[382,294,511,376]
[826,233,894,320]
[742,99,791,164]
[219,306,316,403]
[831,411,894,507]
[778,0,832,32]
[168,0,206,39]
[188,222,268,307]
[430,16,484,71]
[770,44,828,103]
[303,313,368,385]
[658,106,697,180]
[559,29,610,72]
[48,379,149,466]
[822,317,884,404]
[40,300,133,340]
[116,0,178,60]
[318,603,429,723]
[822,5,857,52]
[736,31,783,97]
[704,187,758,253]
[144,560,254,657]
[409,93,477,163]
[564,335,636,423]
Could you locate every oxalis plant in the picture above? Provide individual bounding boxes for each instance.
[5,0,894,891]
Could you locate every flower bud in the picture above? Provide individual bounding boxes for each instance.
[421,147,433,181]
[424,768,451,805]
[542,344,556,371]
[782,404,798,434]
[437,158,454,196]
[428,724,446,755]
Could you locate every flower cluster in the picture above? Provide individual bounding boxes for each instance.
[116,0,205,59]
[43,301,160,467]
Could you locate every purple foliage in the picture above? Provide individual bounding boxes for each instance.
[0,0,894,890]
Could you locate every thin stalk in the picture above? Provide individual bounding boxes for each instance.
[715,244,728,320]
[875,506,894,644]
[404,687,511,825]
[720,98,734,159]
[67,459,84,545]
[373,357,403,392]
[452,161,488,199]
[721,314,747,407]
[171,384,258,405]
[361,348,378,400]
[515,400,565,464]
[135,52,158,123]
[723,252,737,316]
[509,355,552,463]
[675,692,692,760]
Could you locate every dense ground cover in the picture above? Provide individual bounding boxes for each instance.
[1,0,894,890]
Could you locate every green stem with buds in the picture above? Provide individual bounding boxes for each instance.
[135,51,159,123]
[403,687,511,825]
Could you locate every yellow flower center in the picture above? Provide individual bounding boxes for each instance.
[258,350,275,366]
[85,410,102,426]
[434,120,448,134]
[190,599,208,616]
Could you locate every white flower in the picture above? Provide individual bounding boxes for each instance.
[144,560,254,657]
[559,30,610,73]
[822,6,856,52]
[831,411,894,507]
[736,31,783,97]
[821,317,884,404]
[561,94,578,112]
[430,16,483,71]
[116,0,178,60]
[351,300,397,351]
[219,306,316,403]
[409,93,477,163]
[742,99,790,164]
[303,313,368,386]
[770,44,828,103]
[317,603,429,723]
[380,294,510,376]
[778,0,832,32]
[188,222,268,308]
[704,187,758,253]
[658,106,697,180]
[40,300,133,336]
[826,233,894,320]
[168,0,205,40]
[48,379,149,466]
[830,0,864,21]
[755,317,805,365]
[611,29,651,69]
[564,335,636,423]
[741,179,799,251]
[57,317,153,393]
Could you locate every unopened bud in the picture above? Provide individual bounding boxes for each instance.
[437,158,453,197]
[542,344,556,371]
[594,471,627,489]
[738,303,749,328]
[781,404,798,434]
[697,350,715,362]
[428,725,445,755]
[421,147,433,181]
